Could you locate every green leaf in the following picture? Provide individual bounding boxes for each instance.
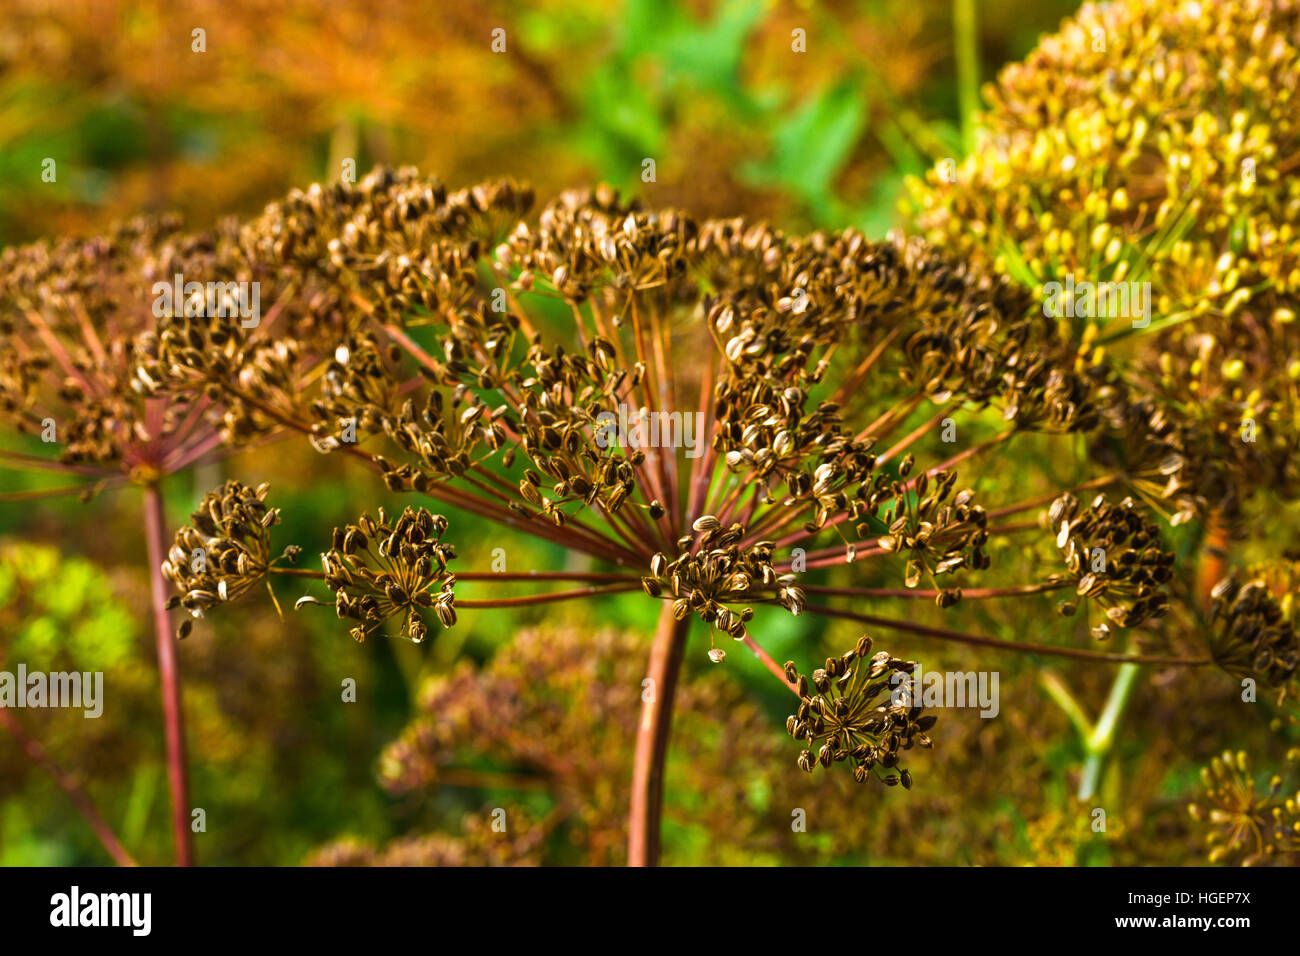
[742,79,867,219]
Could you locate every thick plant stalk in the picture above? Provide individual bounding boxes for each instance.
[142,481,194,866]
[628,604,690,867]
[0,708,137,866]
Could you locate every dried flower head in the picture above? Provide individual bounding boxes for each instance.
[315,506,457,643]
[641,518,800,651]
[149,168,1157,675]
[874,467,990,589]
[1207,575,1300,688]
[0,216,256,491]
[1047,492,1174,639]
[160,480,297,634]
[376,625,877,865]
[136,166,1246,865]
[1092,389,1226,525]
[785,635,934,787]
[307,807,545,868]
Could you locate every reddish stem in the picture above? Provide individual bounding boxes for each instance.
[798,581,1072,600]
[143,481,194,866]
[628,603,691,866]
[877,404,953,464]
[0,708,137,866]
[984,474,1118,521]
[741,633,801,696]
[804,603,1211,666]
[457,583,640,607]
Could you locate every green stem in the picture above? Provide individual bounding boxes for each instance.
[953,0,980,155]
[1078,662,1140,801]
[1038,670,1094,742]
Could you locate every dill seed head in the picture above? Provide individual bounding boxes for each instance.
[161,480,293,629]
[1090,390,1220,526]
[786,635,934,788]
[319,505,456,644]
[1046,492,1174,639]
[641,526,797,640]
[0,215,249,480]
[151,169,1125,632]
[116,164,1243,828]
[1207,574,1300,688]
[873,470,989,589]
[375,624,838,865]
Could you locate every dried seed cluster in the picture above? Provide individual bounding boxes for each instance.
[160,480,295,635]
[134,168,531,451]
[315,174,533,317]
[785,635,934,787]
[641,515,805,656]
[0,216,233,476]
[9,0,1300,860]
[874,464,989,591]
[381,628,652,800]
[1047,492,1173,639]
[45,162,1273,808]
[264,175,1109,559]
[1208,575,1300,687]
[132,167,1157,624]
[375,625,843,865]
[308,810,547,868]
[698,229,1103,543]
[317,506,457,644]
[1093,390,1228,526]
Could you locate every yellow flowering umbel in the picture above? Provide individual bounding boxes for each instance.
[785,635,934,787]
[1187,749,1300,866]
[908,0,1300,517]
